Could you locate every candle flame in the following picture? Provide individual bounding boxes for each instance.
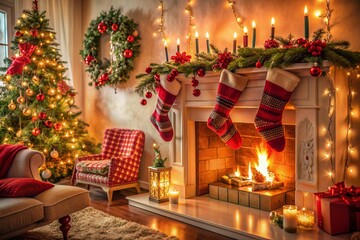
[271,17,275,26]
[164,40,167,47]
[243,26,248,34]
[205,32,209,39]
[252,20,256,28]
[304,6,308,15]
[233,32,237,39]
[177,38,180,45]
[195,31,199,38]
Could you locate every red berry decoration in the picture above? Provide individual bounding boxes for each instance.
[30,28,38,37]
[191,77,199,87]
[145,92,153,99]
[167,74,175,82]
[38,112,47,120]
[154,74,160,82]
[310,64,322,77]
[32,128,41,136]
[127,35,135,43]
[264,39,279,49]
[171,69,179,76]
[111,23,119,31]
[140,99,147,105]
[145,67,152,74]
[54,122,62,131]
[197,68,205,77]
[255,61,263,68]
[123,49,133,58]
[97,21,107,33]
[99,73,109,84]
[44,120,53,128]
[192,88,201,97]
[36,93,45,101]
[85,55,95,65]
[15,31,23,37]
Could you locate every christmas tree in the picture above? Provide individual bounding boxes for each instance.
[0,1,99,182]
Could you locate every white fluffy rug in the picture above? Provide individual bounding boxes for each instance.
[14,207,179,240]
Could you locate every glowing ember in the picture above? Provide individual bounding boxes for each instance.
[254,143,275,182]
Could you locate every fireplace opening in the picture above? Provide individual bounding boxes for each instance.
[196,122,295,196]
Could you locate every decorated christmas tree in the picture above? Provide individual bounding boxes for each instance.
[0,1,99,182]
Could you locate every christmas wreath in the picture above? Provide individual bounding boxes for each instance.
[80,7,140,89]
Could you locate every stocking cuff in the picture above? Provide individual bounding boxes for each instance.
[220,69,248,91]
[267,68,300,92]
[160,75,182,96]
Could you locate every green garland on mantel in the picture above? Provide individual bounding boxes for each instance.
[135,29,360,97]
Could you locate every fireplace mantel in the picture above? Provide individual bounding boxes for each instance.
[168,62,346,210]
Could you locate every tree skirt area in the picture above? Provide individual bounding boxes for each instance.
[13,207,179,240]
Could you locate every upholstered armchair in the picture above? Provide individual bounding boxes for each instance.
[71,128,145,201]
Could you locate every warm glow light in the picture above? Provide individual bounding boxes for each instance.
[328,171,333,177]
[243,26,248,34]
[252,21,256,28]
[195,31,199,38]
[177,38,180,45]
[315,11,321,17]
[304,6,308,15]
[271,17,275,26]
[248,162,253,180]
[206,32,209,39]
[235,171,240,178]
[164,40,167,47]
[233,32,237,39]
[236,17,241,23]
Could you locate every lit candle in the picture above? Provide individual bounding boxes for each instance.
[243,26,248,48]
[206,32,210,53]
[164,40,169,62]
[233,32,237,54]
[195,31,199,54]
[169,189,179,204]
[252,21,256,48]
[271,17,275,39]
[283,205,298,233]
[177,38,180,53]
[304,6,309,40]
[297,208,315,230]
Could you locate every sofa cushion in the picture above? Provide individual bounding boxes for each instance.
[0,178,54,197]
[76,159,110,176]
[0,198,43,235]
[34,185,90,222]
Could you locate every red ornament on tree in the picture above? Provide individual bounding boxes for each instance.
[32,128,41,136]
[197,69,205,77]
[31,116,37,122]
[310,64,322,77]
[54,122,62,131]
[97,21,107,34]
[140,99,147,105]
[15,31,23,37]
[193,88,201,97]
[44,120,53,128]
[145,92,152,99]
[85,55,95,65]
[30,29,38,37]
[111,23,119,31]
[123,49,133,58]
[145,67,152,74]
[36,93,45,101]
[127,35,135,43]
[154,74,160,82]
[38,112,47,120]
[255,61,263,68]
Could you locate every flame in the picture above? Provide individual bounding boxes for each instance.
[248,162,253,180]
[254,143,274,182]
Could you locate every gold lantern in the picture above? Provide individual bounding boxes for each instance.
[148,166,171,203]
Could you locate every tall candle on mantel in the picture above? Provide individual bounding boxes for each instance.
[195,31,199,54]
[233,32,237,54]
[164,40,169,62]
[252,21,256,48]
[304,6,309,40]
[177,38,180,53]
[243,26,248,48]
[206,32,210,53]
[271,17,275,39]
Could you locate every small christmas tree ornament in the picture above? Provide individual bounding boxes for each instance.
[111,23,119,31]
[41,168,52,180]
[256,60,263,68]
[38,111,47,120]
[97,21,107,33]
[35,48,43,55]
[84,55,94,65]
[47,88,56,96]
[8,100,16,110]
[140,99,147,105]
[26,88,34,96]
[196,68,205,77]
[192,88,201,97]
[132,30,139,37]
[310,63,322,77]
[22,107,32,116]
[16,92,25,104]
[16,129,22,137]
[36,93,45,101]
[191,77,199,87]
[15,30,23,37]
[50,149,59,159]
[30,28,38,37]
[127,35,135,43]
[54,122,62,131]
[44,120,53,128]
[123,49,133,58]
[32,128,41,136]
[145,92,152,99]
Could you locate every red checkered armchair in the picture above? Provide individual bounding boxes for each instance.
[71,128,145,201]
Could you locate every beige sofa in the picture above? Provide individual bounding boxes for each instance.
[0,149,90,239]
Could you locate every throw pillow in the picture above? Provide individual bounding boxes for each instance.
[0,178,54,197]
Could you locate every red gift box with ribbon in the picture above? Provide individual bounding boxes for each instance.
[315,182,360,235]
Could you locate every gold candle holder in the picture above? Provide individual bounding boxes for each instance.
[297,208,315,230]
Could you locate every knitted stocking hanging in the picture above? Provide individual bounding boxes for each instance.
[150,75,181,141]
[254,68,300,152]
[207,69,248,150]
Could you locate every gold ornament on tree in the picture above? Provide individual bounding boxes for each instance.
[8,100,16,110]
[26,88,34,96]
[47,88,56,96]
[16,129,22,137]
[50,149,59,159]
[22,107,32,116]
[17,91,25,104]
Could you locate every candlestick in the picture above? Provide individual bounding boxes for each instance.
[164,40,169,62]
[297,208,315,230]
[243,26,248,48]
[252,21,256,48]
[283,205,297,233]
[206,32,210,53]
[271,17,275,39]
[177,38,180,53]
[169,189,179,204]
[233,32,237,54]
[304,6,309,40]
[195,31,199,54]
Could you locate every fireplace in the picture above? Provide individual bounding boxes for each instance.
[167,62,344,210]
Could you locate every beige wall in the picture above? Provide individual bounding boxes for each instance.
[79,0,360,186]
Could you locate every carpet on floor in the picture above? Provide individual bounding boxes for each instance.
[13,207,179,240]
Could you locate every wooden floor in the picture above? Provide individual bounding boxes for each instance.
[89,186,234,240]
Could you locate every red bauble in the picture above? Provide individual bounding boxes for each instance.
[100,73,109,83]
[154,74,160,82]
[140,99,147,105]
[167,74,175,82]
[54,122,62,131]
[191,77,199,87]
[196,69,205,77]
[97,22,107,34]
[111,23,119,31]
[38,112,47,120]
[127,35,135,43]
[44,120,53,128]
[264,39,279,49]
[310,65,322,77]
[30,29,38,37]
[145,67,152,74]
[15,31,23,37]
[171,69,179,76]
[145,92,152,99]
[31,116,37,122]
[36,93,45,101]
[193,88,201,97]
[123,49,133,58]
[85,55,95,65]
[32,128,41,136]
[255,61,263,68]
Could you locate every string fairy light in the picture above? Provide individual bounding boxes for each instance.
[155,0,167,42]
[319,0,332,41]
[185,0,195,52]
[227,0,244,29]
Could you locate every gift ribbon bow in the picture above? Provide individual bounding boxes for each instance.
[6,43,37,75]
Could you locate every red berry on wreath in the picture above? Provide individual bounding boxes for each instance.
[111,23,119,31]
[127,35,135,43]
[44,120,53,128]
[145,92,152,99]
[98,21,107,33]
[196,68,205,77]
[30,29,38,37]
[193,89,201,97]
[255,61,263,68]
[145,67,152,74]
[15,31,23,37]
[123,49,133,58]
[154,74,160,82]
[36,93,45,101]
[54,122,62,131]
[191,79,199,87]
[38,112,47,120]
[140,99,147,105]
[85,55,95,65]
[310,64,322,77]
[171,69,179,76]
[100,73,109,82]
[167,74,175,82]
[322,42,327,48]
[32,128,41,136]
[312,51,318,57]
